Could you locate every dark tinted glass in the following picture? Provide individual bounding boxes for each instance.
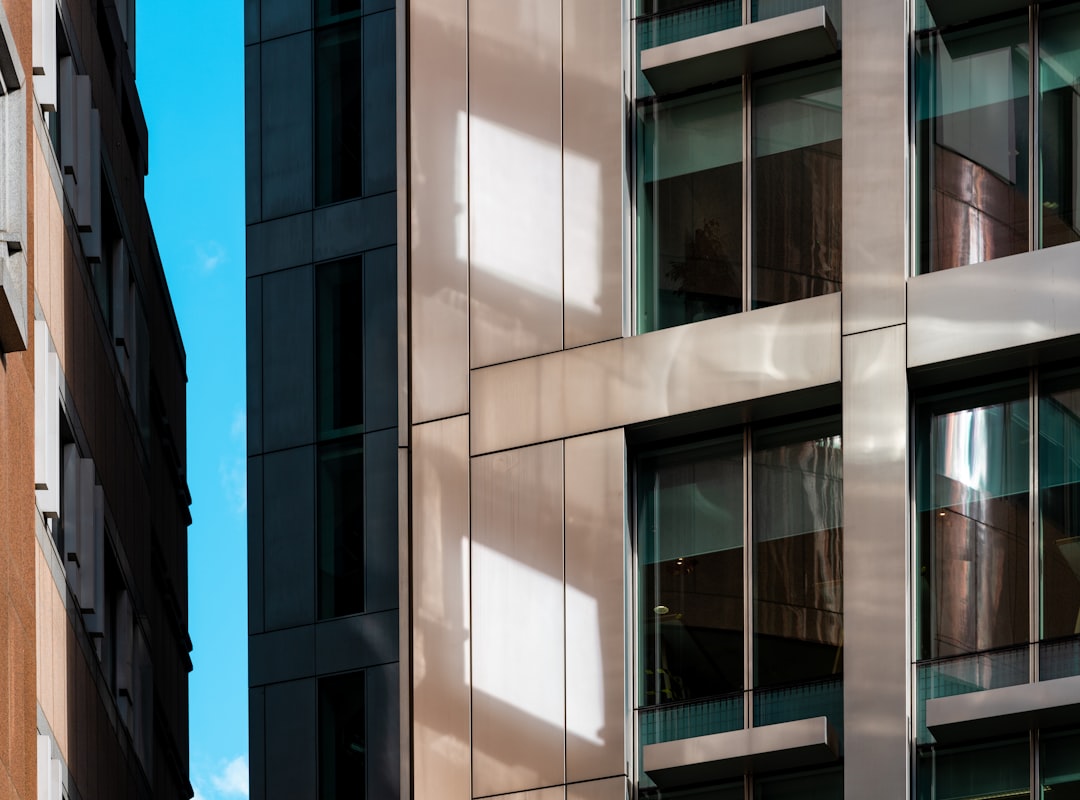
[317,258,363,438]
[916,739,1029,800]
[317,0,363,26]
[1039,6,1080,249]
[318,439,364,618]
[316,21,363,205]
[319,672,366,800]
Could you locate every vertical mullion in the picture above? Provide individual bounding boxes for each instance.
[1032,728,1041,800]
[743,426,754,728]
[1031,368,1041,681]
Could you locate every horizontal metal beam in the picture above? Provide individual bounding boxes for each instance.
[926,675,1080,744]
[644,716,839,787]
[641,7,837,95]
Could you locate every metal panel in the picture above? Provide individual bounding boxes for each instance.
[841,0,907,335]
[486,789,566,800]
[245,0,260,45]
[842,325,909,800]
[262,266,314,452]
[471,293,842,455]
[250,687,266,800]
[567,777,627,800]
[565,431,627,783]
[641,8,838,95]
[248,455,264,633]
[313,193,396,262]
[315,610,399,674]
[368,663,402,799]
[247,277,263,456]
[469,0,564,368]
[263,446,316,630]
[260,0,311,40]
[261,32,313,218]
[563,0,624,350]
[472,441,565,796]
[265,679,317,800]
[408,0,470,423]
[926,675,1080,743]
[644,717,839,787]
[363,10,396,197]
[249,625,316,686]
[247,213,313,277]
[364,427,398,612]
[245,44,262,224]
[411,416,472,800]
[364,246,398,433]
[908,243,1080,368]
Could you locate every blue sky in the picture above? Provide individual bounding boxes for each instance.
[136,3,249,800]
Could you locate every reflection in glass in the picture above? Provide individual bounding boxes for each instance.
[916,739,1029,800]
[1040,7,1080,249]
[1041,728,1080,799]
[755,766,843,800]
[640,781,742,800]
[638,438,744,707]
[916,391,1030,660]
[751,0,842,35]
[318,439,364,619]
[752,420,842,689]
[316,21,363,205]
[319,671,366,800]
[915,17,1029,273]
[1039,380,1080,647]
[638,87,742,332]
[318,259,364,438]
[752,64,842,309]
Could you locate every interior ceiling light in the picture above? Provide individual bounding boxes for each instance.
[654,605,670,615]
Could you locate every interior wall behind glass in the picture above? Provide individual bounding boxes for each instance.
[317,258,364,439]
[318,439,365,619]
[319,671,366,800]
[1039,4,1080,249]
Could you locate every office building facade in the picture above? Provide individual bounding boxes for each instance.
[248,0,1080,798]
[0,0,193,799]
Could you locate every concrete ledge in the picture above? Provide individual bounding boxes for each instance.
[644,716,838,787]
[0,244,27,352]
[926,675,1080,744]
[641,7,837,96]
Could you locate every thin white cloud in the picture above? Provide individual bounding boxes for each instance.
[219,456,247,515]
[210,756,249,797]
[192,786,207,800]
[196,241,227,272]
[230,408,246,441]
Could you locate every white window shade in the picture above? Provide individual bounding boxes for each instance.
[0,15,27,352]
[36,734,63,800]
[32,0,56,111]
[80,109,101,256]
[34,321,59,517]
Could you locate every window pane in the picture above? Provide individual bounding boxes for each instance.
[1039,380,1080,646]
[916,739,1029,800]
[641,783,743,800]
[317,0,362,26]
[316,21,363,205]
[751,0,842,36]
[752,420,842,690]
[915,17,1029,273]
[916,392,1030,660]
[319,672,366,800]
[755,766,843,800]
[318,258,364,438]
[318,439,364,618]
[1041,728,1080,799]
[638,87,742,332]
[1040,5,1080,249]
[752,63,842,309]
[638,439,744,707]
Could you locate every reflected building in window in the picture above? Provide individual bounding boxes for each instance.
[248,0,1080,798]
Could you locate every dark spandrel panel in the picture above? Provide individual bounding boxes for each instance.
[261,0,312,39]
[363,428,397,613]
[249,626,317,686]
[315,610,399,673]
[366,664,400,799]
[317,258,364,439]
[915,738,1028,800]
[914,17,1029,274]
[261,33,313,218]
[316,21,364,206]
[313,193,396,260]
[248,455,264,633]
[245,0,260,44]
[752,63,842,310]
[264,446,316,630]
[246,277,263,456]
[318,438,365,619]
[266,680,318,800]
[362,10,396,197]
[245,45,262,224]
[915,394,1030,661]
[755,766,843,800]
[319,672,366,800]
[638,87,742,332]
[248,212,314,277]
[262,265,315,452]
[362,246,397,433]
[1040,8,1080,248]
[250,688,266,800]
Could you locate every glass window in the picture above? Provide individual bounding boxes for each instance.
[636,417,843,742]
[755,766,843,800]
[638,87,743,333]
[316,20,363,206]
[319,671,366,800]
[752,64,842,309]
[317,0,362,26]
[1041,729,1080,797]
[915,16,1030,274]
[318,439,364,619]
[1039,5,1080,249]
[317,258,364,439]
[916,388,1030,661]
[916,739,1030,800]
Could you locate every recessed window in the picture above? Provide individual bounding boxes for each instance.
[316,19,363,206]
[317,258,364,439]
[636,416,843,744]
[319,671,366,800]
[318,439,364,619]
